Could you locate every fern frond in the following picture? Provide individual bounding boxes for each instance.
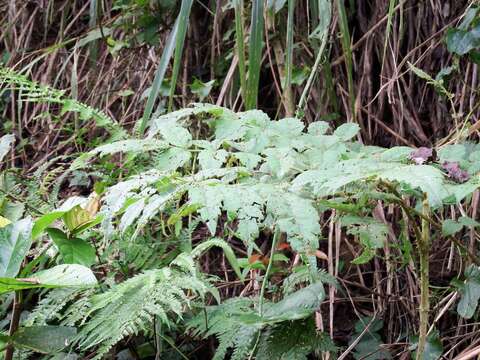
[256,319,338,359]
[26,288,86,326]
[0,67,127,140]
[188,283,330,359]
[70,254,211,359]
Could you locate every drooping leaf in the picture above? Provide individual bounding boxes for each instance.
[12,326,77,354]
[0,264,97,294]
[446,27,480,56]
[442,219,464,236]
[191,238,244,280]
[0,218,33,278]
[262,282,325,323]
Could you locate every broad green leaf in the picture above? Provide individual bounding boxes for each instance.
[89,139,170,157]
[12,326,77,354]
[446,27,480,56]
[379,147,413,162]
[333,123,360,141]
[262,282,325,323]
[342,217,387,264]
[442,216,480,236]
[380,165,447,207]
[1,201,25,222]
[0,218,33,278]
[33,264,97,286]
[457,265,480,319]
[156,147,191,171]
[120,198,146,233]
[152,118,192,147]
[0,264,96,294]
[442,219,463,236]
[410,331,443,360]
[459,216,480,228]
[47,228,96,267]
[307,121,330,135]
[0,277,49,294]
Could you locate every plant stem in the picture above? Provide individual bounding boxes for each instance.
[5,291,22,360]
[416,196,430,360]
[379,180,480,265]
[258,227,279,315]
[249,227,279,360]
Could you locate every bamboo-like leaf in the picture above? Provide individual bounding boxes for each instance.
[168,0,194,112]
[138,18,180,135]
[381,0,397,74]
[336,0,355,122]
[88,0,99,67]
[246,0,265,110]
[234,0,247,102]
[297,0,331,116]
[283,0,295,116]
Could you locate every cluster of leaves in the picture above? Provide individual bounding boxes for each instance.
[111,0,177,47]
[446,7,480,62]
[1,92,480,358]
[187,283,337,360]
[0,67,126,141]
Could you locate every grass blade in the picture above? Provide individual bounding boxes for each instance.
[284,0,295,116]
[234,0,247,103]
[88,0,99,68]
[167,0,194,112]
[381,0,397,75]
[245,0,265,110]
[137,18,179,135]
[297,0,331,117]
[336,0,355,122]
